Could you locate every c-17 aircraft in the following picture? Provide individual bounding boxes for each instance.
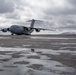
[0,19,56,35]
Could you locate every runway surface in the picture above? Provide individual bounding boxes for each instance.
[0,35,76,75]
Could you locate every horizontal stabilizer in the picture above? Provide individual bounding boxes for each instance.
[26,19,43,22]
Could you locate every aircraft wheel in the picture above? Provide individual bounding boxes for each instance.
[11,33,14,35]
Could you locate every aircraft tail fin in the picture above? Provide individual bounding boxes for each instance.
[26,19,35,28]
[26,19,44,28]
[30,19,35,28]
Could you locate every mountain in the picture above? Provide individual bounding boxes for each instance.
[60,32,76,35]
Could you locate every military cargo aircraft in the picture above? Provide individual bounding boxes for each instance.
[0,19,56,35]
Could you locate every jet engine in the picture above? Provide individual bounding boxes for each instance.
[2,28,8,32]
[35,29,40,32]
[23,27,30,31]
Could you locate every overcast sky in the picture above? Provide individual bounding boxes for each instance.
[0,0,76,34]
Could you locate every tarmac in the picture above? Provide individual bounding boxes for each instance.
[0,35,76,75]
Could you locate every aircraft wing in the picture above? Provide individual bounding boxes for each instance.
[31,27,56,31]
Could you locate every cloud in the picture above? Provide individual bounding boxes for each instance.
[5,11,20,20]
[39,0,76,33]
[0,0,76,34]
[43,0,76,16]
[0,0,15,13]
[67,0,76,6]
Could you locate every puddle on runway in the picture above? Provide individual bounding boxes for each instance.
[0,47,75,75]
[0,36,76,40]
[31,36,76,40]
[35,48,76,55]
[0,37,11,39]
[51,43,76,45]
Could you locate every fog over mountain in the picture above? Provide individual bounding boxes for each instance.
[0,0,76,34]
[60,32,76,35]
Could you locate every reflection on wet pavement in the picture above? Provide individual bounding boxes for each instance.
[0,47,75,75]
[31,36,76,40]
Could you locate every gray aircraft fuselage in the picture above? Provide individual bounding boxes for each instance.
[8,25,34,35]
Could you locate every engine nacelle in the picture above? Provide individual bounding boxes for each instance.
[24,27,30,31]
[35,29,40,32]
[2,28,8,32]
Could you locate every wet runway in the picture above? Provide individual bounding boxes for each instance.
[0,35,76,75]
